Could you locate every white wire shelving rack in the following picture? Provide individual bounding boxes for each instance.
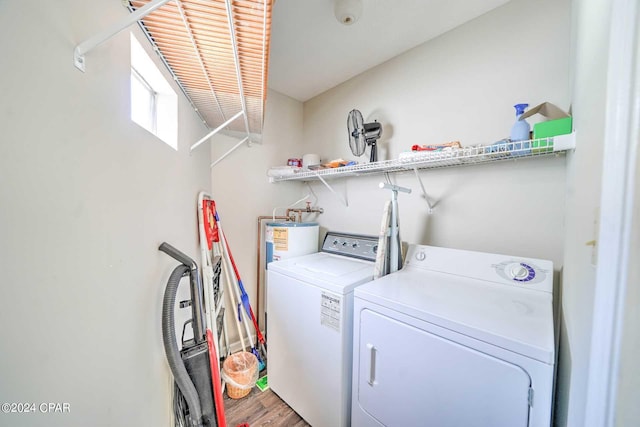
[270,133,576,209]
[270,133,575,183]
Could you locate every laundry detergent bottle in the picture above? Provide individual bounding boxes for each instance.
[510,103,530,141]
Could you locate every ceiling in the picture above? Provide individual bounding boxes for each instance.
[267,0,511,102]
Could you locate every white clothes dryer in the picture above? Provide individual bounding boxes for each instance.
[267,232,379,427]
[352,244,555,427]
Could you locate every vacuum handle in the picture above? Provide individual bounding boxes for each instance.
[181,319,193,347]
[159,242,197,269]
[159,242,206,345]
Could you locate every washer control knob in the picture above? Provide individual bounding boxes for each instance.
[415,251,426,261]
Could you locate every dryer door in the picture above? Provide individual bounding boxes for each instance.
[354,309,532,427]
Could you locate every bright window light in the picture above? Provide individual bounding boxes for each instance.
[131,67,156,133]
[130,33,178,150]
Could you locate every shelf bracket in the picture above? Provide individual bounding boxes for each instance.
[73,0,172,72]
[210,136,249,168]
[192,110,245,152]
[413,168,434,213]
[315,173,348,207]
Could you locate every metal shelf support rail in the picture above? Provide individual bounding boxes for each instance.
[412,167,434,213]
[224,0,252,144]
[315,172,349,207]
[194,0,254,166]
[175,0,227,127]
[74,0,172,72]
[260,0,268,128]
[211,136,249,168]
[192,111,245,152]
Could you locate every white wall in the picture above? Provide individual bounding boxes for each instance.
[207,0,571,399]
[0,1,210,426]
[210,89,305,337]
[301,0,571,266]
[553,0,611,425]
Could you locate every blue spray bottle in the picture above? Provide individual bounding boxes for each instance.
[510,103,531,142]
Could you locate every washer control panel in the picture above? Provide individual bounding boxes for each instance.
[321,232,378,261]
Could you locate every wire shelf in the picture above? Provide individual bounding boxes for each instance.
[269,133,575,183]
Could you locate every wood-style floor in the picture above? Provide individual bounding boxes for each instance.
[223,386,310,427]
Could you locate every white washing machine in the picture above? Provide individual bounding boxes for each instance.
[352,244,555,427]
[267,232,379,427]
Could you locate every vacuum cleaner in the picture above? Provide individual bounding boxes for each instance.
[159,242,217,427]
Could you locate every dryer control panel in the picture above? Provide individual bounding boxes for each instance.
[321,232,378,261]
[404,244,553,293]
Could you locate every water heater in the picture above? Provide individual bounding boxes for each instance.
[265,222,319,265]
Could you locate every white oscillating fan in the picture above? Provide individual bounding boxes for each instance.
[347,109,382,162]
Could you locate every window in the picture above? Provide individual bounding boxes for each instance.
[130,33,178,150]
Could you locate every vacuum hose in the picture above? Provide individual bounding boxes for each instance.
[162,264,203,427]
